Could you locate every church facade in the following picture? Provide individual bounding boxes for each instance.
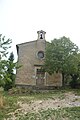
[15,30,62,89]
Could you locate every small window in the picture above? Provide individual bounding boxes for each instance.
[37,51,44,59]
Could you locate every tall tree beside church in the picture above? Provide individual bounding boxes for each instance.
[45,36,79,87]
[0,34,12,87]
[4,52,16,90]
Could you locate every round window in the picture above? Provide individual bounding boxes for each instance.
[37,51,44,59]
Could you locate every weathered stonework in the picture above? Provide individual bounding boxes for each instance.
[15,30,62,88]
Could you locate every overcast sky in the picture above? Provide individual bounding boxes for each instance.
[0,0,80,56]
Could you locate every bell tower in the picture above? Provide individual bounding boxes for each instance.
[37,30,46,40]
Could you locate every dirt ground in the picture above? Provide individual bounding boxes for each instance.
[18,92,80,112]
[7,91,80,120]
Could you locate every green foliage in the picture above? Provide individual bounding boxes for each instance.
[0,35,12,86]
[68,53,80,74]
[0,60,7,85]
[45,36,79,74]
[0,35,16,90]
[3,52,16,90]
[0,34,12,58]
[45,36,80,87]
[68,54,80,88]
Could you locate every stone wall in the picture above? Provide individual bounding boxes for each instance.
[46,72,62,86]
[16,40,46,85]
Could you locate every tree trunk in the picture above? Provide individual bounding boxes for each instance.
[62,72,65,87]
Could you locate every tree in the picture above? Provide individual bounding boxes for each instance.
[68,53,80,88]
[0,34,12,87]
[45,36,79,87]
[0,60,7,86]
[3,52,16,90]
[0,34,12,58]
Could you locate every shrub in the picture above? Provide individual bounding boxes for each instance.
[8,87,34,95]
[0,93,4,108]
[70,78,80,88]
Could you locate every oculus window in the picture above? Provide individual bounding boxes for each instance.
[37,51,44,59]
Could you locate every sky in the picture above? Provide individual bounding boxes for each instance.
[0,0,80,58]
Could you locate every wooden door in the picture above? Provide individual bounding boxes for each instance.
[36,68,45,86]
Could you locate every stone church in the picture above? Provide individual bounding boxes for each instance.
[15,30,62,89]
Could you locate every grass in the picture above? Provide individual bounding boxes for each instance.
[12,107,80,120]
[0,88,80,120]
[0,95,20,119]
[0,94,4,108]
[13,91,65,105]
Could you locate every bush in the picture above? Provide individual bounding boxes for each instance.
[8,87,34,95]
[70,79,80,88]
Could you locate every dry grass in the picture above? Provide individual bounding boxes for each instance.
[0,94,4,108]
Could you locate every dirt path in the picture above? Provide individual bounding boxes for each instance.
[19,92,80,113]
